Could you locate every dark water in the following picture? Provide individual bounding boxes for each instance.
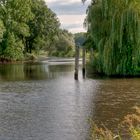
[0,62,139,140]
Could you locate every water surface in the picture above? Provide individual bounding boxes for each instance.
[0,62,139,140]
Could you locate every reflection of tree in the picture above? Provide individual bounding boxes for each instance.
[49,64,74,72]
[24,63,49,80]
[0,63,74,81]
[92,79,140,131]
[0,64,25,81]
[0,63,48,81]
[48,64,74,78]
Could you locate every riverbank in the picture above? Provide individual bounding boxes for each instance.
[86,61,140,78]
[90,107,140,140]
[0,54,83,64]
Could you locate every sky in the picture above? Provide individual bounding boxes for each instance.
[46,0,91,33]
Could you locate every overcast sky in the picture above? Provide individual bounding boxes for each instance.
[46,0,91,33]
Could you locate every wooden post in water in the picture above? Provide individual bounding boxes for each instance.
[90,47,94,60]
[74,45,79,80]
[82,46,86,78]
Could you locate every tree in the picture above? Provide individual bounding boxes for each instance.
[86,0,140,76]
[0,0,60,61]
[47,29,75,57]
[25,0,60,54]
[74,32,86,47]
[0,0,33,60]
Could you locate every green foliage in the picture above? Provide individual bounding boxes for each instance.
[86,0,140,76]
[47,29,75,57]
[0,0,60,61]
[0,20,5,42]
[74,32,86,47]
[3,33,24,60]
[26,0,60,54]
[0,0,33,60]
[24,53,37,61]
[130,127,140,140]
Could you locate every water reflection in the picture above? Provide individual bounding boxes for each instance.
[92,78,140,131]
[0,62,97,140]
[0,62,140,139]
[0,63,74,81]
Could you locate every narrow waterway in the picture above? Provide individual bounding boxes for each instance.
[0,62,139,140]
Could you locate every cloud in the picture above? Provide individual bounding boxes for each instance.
[58,14,86,33]
[47,2,88,15]
[70,27,86,33]
[46,0,90,5]
[45,0,90,33]
[58,15,86,24]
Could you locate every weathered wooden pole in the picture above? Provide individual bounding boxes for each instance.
[82,46,86,78]
[74,45,79,80]
[90,47,94,60]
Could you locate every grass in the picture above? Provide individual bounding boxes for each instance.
[90,106,140,140]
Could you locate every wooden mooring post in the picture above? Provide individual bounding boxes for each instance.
[74,35,86,80]
[82,46,86,78]
[74,45,79,80]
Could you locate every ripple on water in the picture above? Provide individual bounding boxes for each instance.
[0,63,139,139]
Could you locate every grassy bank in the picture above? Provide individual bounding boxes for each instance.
[90,107,140,140]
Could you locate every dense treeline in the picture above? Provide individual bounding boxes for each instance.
[0,0,75,61]
[47,29,75,57]
[85,0,140,76]
[74,32,86,46]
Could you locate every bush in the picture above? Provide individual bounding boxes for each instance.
[24,53,37,61]
[2,33,24,61]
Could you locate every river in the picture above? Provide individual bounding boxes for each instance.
[0,61,139,140]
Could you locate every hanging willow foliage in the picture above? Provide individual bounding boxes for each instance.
[86,0,140,76]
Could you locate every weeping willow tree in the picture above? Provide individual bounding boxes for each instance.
[86,0,140,76]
